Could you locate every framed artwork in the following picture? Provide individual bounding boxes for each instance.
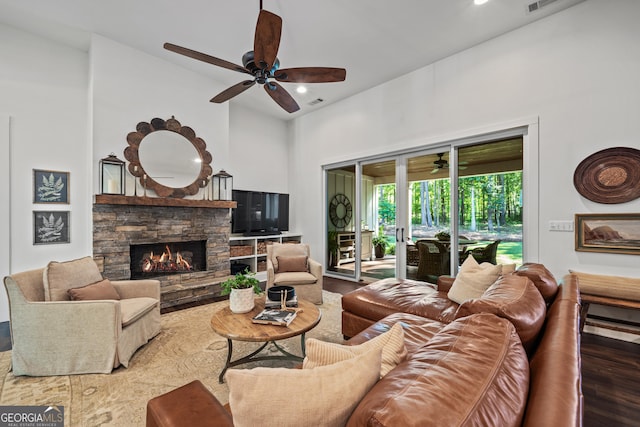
[33,211,70,245]
[33,169,69,204]
[575,213,640,255]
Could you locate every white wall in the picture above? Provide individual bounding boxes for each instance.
[0,24,91,321]
[0,116,10,319]
[290,0,640,339]
[90,35,231,195]
[228,103,289,193]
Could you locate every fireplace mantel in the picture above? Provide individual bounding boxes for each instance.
[95,194,236,209]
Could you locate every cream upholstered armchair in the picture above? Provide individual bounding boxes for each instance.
[266,243,323,304]
[3,256,161,376]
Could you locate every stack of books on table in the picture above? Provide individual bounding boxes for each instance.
[264,295,298,309]
[252,308,297,326]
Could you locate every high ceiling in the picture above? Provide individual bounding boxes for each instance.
[0,0,585,120]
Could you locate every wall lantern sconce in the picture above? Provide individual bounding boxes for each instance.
[212,170,233,201]
[100,153,125,195]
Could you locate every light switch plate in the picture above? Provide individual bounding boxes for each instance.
[549,220,574,232]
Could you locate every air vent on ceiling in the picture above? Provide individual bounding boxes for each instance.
[527,0,559,13]
[308,98,324,106]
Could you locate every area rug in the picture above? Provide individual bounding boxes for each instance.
[0,291,344,426]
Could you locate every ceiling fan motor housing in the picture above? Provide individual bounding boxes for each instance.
[242,51,279,78]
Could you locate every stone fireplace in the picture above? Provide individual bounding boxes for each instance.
[93,196,236,308]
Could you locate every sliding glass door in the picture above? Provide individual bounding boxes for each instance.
[324,135,524,283]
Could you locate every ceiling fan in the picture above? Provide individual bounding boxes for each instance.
[431,153,468,174]
[164,2,346,113]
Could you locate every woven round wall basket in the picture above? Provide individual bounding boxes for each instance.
[573,147,640,204]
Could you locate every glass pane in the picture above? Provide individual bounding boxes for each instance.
[361,159,396,281]
[326,165,356,279]
[458,138,524,268]
[406,152,452,282]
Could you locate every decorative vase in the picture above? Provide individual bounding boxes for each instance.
[229,287,256,314]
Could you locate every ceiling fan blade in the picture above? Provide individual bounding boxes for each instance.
[164,43,251,75]
[264,82,300,113]
[254,10,282,71]
[210,80,256,103]
[274,67,346,83]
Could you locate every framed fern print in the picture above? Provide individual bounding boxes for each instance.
[33,211,70,245]
[33,169,69,204]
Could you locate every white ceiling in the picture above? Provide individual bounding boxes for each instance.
[0,0,585,120]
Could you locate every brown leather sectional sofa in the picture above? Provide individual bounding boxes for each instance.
[342,263,583,426]
[147,263,582,426]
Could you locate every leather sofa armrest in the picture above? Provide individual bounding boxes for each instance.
[437,276,455,292]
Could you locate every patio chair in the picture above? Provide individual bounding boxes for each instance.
[460,240,501,265]
[416,240,450,283]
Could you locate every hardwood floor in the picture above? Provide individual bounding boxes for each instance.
[1,276,637,426]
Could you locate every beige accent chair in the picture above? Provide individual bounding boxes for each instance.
[266,243,323,304]
[3,256,161,376]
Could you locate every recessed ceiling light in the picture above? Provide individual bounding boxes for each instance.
[296,86,308,94]
[474,0,489,5]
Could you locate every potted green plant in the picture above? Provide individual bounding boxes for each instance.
[221,268,262,313]
[372,235,388,259]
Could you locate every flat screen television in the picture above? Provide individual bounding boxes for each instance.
[231,190,289,235]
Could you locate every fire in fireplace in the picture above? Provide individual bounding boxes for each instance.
[130,240,207,279]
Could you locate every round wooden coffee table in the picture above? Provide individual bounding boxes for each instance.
[210,298,321,383]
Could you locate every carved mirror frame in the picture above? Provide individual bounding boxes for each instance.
[124,116,213,198]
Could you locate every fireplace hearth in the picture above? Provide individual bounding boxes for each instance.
[130,240,207,279]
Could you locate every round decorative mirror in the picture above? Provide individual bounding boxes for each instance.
[124,116,213,198]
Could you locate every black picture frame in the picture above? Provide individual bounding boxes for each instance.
[33,169,69,204]
[33,211,70,245]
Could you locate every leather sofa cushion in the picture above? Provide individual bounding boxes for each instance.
[348,313,529,427]
[455,275,546,354]
[515,263,558,304]
[341,278,459,325]
[347,312,444,355]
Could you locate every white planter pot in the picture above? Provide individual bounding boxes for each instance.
[229,287,256,314]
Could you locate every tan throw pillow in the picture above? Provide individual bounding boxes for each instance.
[68,278,121,301]
[227,348,381,427]
[447,255,502,304]
[501,263,517,275]
[276,255,308,273]
[43,256,104,301]
[303,322,407,377]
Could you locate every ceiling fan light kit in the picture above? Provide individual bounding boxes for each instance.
[164,4,346,113]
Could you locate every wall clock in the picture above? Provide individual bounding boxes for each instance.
[329,193,352,228]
